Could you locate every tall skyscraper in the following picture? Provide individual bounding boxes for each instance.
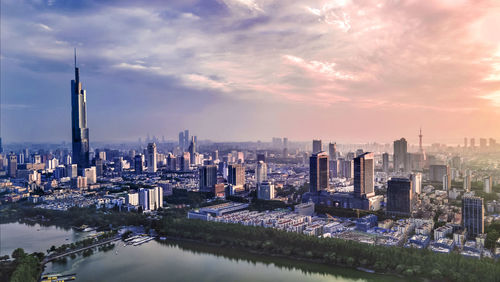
[256,161,268,184]
[470,138,475,148]
[354,152,374,198]
[71,50,90,174]
[464,169,472,192]
[464,137,468,148]
[184,130,190,150]
[462,196,484,239]
[484,176,492,193]
[312,140,322,154]
[228,164,245,186]
[188,136,196,164]
[382,153,389,172]
[328,142,337,160]
[387,178,413,216]
[8,153,17,178]
[178,131,184,150]
[199,165,218,192]
[147,143,157,173]
[393,138,408,173]
[309,152,329,193]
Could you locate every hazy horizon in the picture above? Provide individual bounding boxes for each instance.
[2,0,500,144]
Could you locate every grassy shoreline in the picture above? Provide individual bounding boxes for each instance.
[2,204,500,282]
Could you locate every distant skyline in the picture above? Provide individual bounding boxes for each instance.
[1,0,500,144]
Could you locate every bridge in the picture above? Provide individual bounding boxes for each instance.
[41,236,121,265]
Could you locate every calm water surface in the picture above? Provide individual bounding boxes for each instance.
[2,223,407,282]
[0,222,85,256]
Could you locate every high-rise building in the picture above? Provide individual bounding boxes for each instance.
[17,153,24,165]
[228,164,245,187]
[393,138,408,172]
[8,153,17,178]
[258,181,275,200]
[464,170,472,192]
[429,165,450,183]
[147,143,157,173]
[462,196,484,238]
[71,50,90,175]
[339,159,353,179]
[479,138,487,150]
[166,153,177,171]
[329,159,339,178]
[181,152,190,171]
[98,151,106,161]
[443,173,451,191]
[67,164,78,178]
[309,151,329,193]
[490,138,497,148]
[134,154,144,174]
[178,131,184,150]
[139,188,149,211]
[382,153,389,172]
[464,137,468,148]
[184,130,190,150]
[199,165,218,193]
[410,172,422,194]
[328,142,337,160]
[188,137,196,164]
[470,138,475,148]
[354,152,374,198]
[139,187,163,211]
[484,176,492,193]
[283,138,288,149]
[256,161,267,184]
[312,140,322,154]
[84,166,97,184]
[95,158,104,176]
[387,178,413,216]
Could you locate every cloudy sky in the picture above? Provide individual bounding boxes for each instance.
[1,0,500,144]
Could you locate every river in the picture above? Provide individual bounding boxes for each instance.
[1,223,408,282]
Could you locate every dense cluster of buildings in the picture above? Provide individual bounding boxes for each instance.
[0,58,499,262]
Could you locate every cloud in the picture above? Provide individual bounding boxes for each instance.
[479,92,500,107]
[2,0,500,142]
[35,23,52,31]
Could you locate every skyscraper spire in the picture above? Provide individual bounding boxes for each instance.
[71,49,89,175]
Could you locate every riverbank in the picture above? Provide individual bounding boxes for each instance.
[3,204,500,282]
[159,217,500,282]
[159,236,408,281]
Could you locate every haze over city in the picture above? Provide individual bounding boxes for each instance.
[2,0,500,144]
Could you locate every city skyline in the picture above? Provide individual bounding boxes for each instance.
[2,0,500,144]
